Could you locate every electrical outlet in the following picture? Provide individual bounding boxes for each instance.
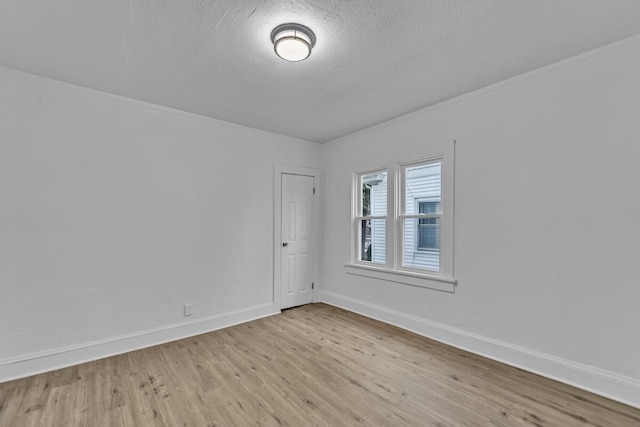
[184,304,193,317]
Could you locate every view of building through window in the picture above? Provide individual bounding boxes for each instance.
[356,162,442,271]
[417,201,441,251]
[360,172,386,263]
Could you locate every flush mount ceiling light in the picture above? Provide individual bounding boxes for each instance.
[271,23,316,62]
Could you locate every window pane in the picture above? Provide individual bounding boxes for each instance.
[361,172,387,216]
[360,219,386,263]
[405,162,441,215]
[403,218,440,271]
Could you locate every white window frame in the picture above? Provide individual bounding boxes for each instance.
[398,158,443,274]
[354,169,388,264]
[346,140,456,293]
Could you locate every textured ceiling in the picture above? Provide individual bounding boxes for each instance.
[2,1,640,142]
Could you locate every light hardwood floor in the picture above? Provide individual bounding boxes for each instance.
[0,303,638,426]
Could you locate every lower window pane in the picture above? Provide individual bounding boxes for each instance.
[360,219,386,263]
[403,218,440,271]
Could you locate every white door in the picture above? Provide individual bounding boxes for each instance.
[280,174,315,309]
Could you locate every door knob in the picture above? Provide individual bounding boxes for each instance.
[282,242,289,247]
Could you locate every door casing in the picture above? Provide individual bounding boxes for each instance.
[273,165,320,311]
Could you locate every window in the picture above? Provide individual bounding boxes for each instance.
[402,161,441,271]
[347,141,455,291]
[356,171,387,264]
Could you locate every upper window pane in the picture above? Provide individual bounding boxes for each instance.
[361,171,387,216]
[404,162,441,214]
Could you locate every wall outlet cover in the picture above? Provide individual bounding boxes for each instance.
[184,304,193,317]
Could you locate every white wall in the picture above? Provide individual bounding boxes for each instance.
[320,37,640,407]
[3,35,640,408]
[0,66,320,379]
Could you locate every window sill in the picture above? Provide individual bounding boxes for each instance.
[344,263,456,293]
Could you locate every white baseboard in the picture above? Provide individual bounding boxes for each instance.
[320,291,640,409]
[0,303,279,383]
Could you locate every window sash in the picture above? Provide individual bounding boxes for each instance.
[355,215,387,220]
[359,170,387,218]
[398,160,443,273]
[399,214,440,220]
[355,169,388,265]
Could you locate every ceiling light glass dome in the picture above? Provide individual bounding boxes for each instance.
[271,23,316,62]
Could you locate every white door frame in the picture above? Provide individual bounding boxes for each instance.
[273,165,321,310]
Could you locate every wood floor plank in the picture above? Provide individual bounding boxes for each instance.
[1,303,639,426]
